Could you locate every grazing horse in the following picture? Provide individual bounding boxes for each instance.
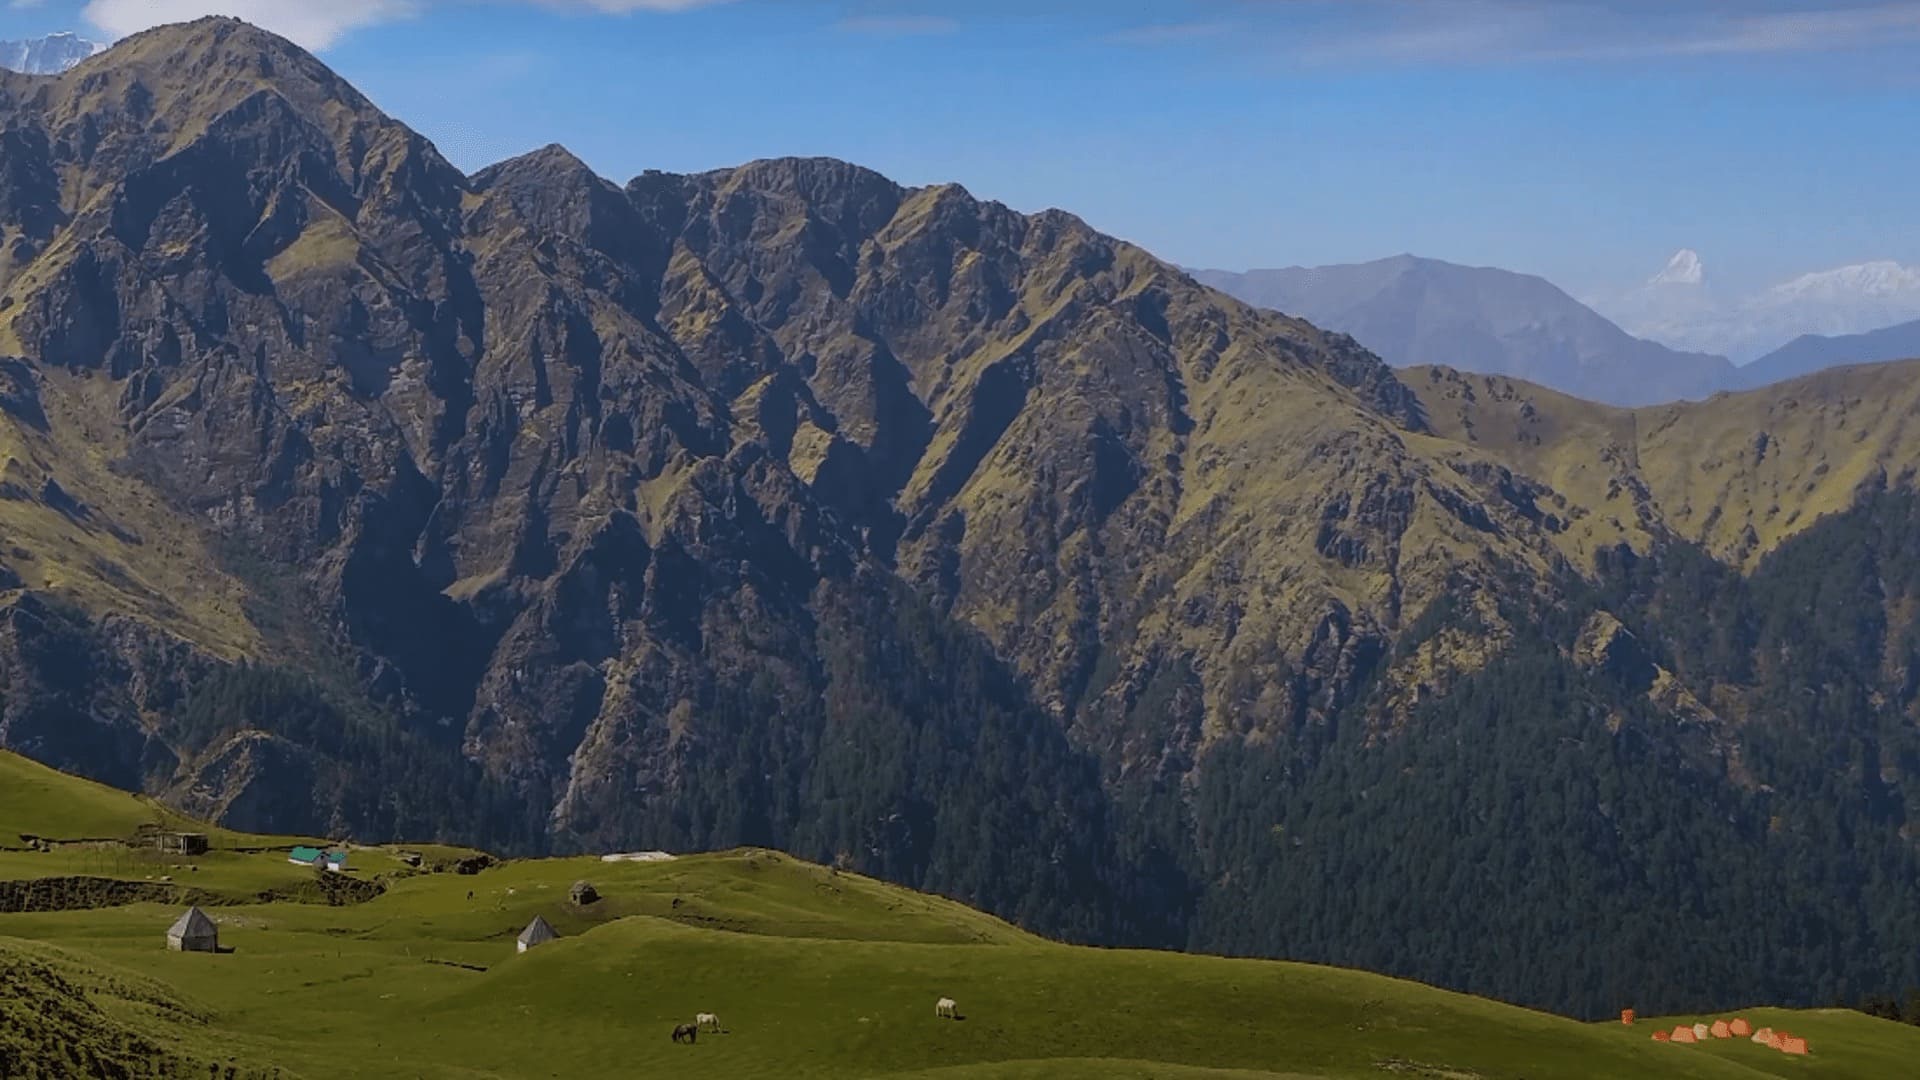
[696,1012,721,1033]
[935,997,958,1019]
[671,1023,698,1044]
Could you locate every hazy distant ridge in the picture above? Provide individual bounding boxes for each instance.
[1735,316,1920,389]
[1193,255,1733,407]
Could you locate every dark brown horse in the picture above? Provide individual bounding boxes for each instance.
[671,1022,698,1044]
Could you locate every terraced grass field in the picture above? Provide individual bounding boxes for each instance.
[2,751,1914,1078]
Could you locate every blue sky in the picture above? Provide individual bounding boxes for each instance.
[6,1,1919,296]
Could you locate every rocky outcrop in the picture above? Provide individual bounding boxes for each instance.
[0,18,1564,833]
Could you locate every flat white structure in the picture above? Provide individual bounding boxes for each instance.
[599,851,675,863]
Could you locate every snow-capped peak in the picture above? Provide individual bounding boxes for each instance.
[0,33,107,76]
[1649,248,1705,287]
[1764,260,1920,302]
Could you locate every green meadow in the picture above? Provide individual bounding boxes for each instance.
[3,750,1915,1078]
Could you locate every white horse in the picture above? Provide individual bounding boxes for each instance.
[935,997,957,1019]
[696,1012,721,1033]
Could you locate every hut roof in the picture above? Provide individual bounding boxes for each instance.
[517,915,560,947]
[168,907,217,940]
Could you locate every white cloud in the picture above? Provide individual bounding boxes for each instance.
[1654,4,1920,57]
[549,0,737,10]
[1218,0,1920,66]
[836,14,959,37]
[81,0,738,51]
[1101,22,1233,47]
[83,0,420,48]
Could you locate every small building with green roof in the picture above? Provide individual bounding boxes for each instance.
[288,846,348,872]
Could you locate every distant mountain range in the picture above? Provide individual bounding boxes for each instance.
[1195,252,1920,405]
[1592,248,1920,363]
[1735,316,1920,390]
[0,32,104,75]
[1191,255,1733,407]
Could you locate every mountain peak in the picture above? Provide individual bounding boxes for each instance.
[480,142,598,179]
[1192,255,1732,405]
[40,16,388,143]
[1649,248,1705,287]
[1768,259,1920,300]
[0,32,108,76]
[115,16,311,61]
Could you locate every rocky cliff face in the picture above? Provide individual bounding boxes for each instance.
[0,18,1557,823]
[3,18,1919,1016]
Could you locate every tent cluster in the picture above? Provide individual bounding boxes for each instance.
[1647,1015,1807,1055]
[1747,1026,1810,1056]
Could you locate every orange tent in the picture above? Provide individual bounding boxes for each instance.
[1729,1018,1751,1037]
[1767,1031,1786,1049]
[1651,1031,1670,1042]
[1780,1036,1809,1055]
[1621,1008,1635,1026]
[1671,1026,1698,1044]
[1710,1020,1732,1038]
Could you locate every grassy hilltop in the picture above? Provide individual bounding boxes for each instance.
[3,752,1918,1078]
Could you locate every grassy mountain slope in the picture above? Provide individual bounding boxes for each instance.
[1410,359,1920,566]
[0,746,194,840]
[5,753,1915,1079]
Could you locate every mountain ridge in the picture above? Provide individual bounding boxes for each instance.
[1735,317,1920,390]
[1,17,1918,1018]
[1192,255,1735,406]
